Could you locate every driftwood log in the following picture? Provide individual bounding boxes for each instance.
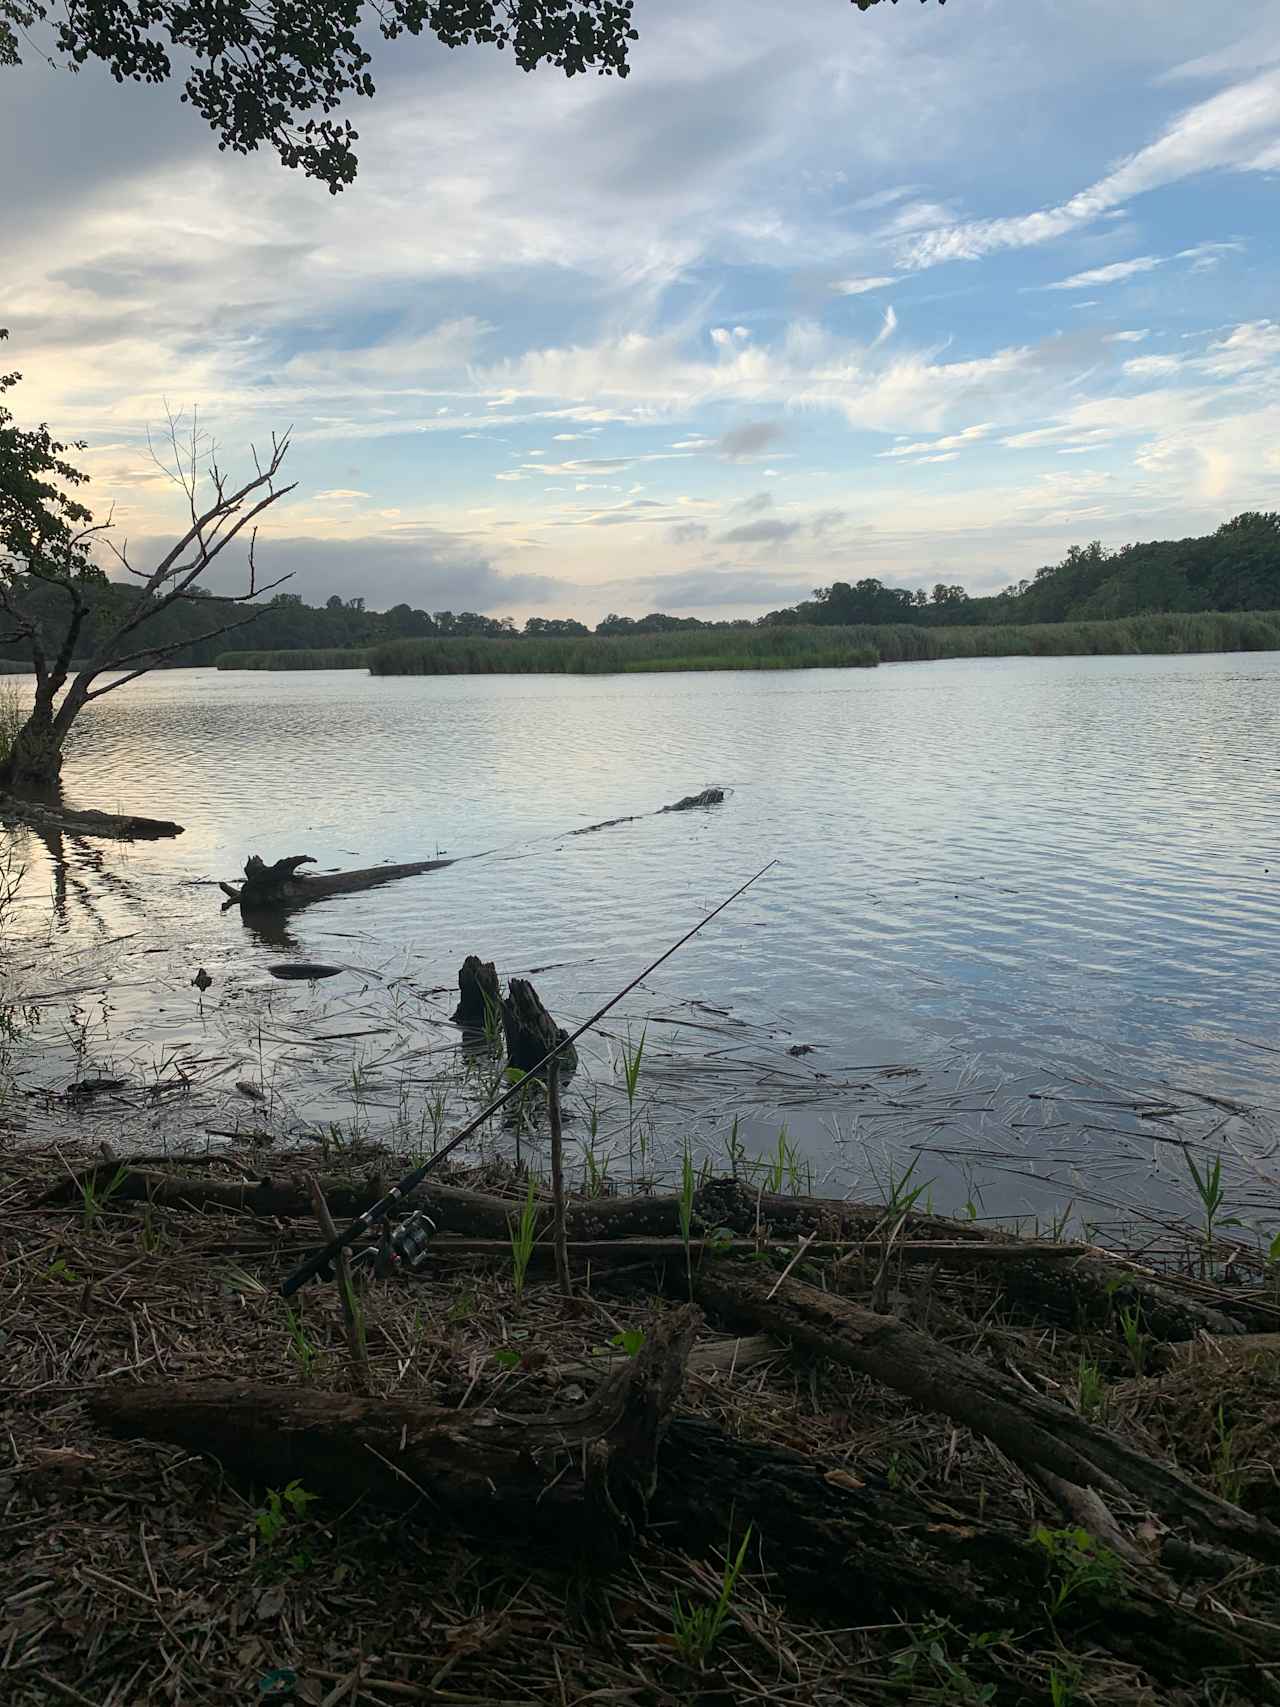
[40,1165,1269,1339]
[452,956,500,1028]
[689,1261,1280,1567]
[219,851,456,909]
[0,792,183,839]
[502,977,578,1077]
[90,1306,698,1560]
[86,1356,1277,1679]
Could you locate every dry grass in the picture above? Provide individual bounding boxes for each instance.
[2,1140,1278,1705]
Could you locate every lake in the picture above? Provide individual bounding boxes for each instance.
[3,652,1278,1236]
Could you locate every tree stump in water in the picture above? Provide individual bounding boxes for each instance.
[503,977,578,1077]
[452,956,501,1028]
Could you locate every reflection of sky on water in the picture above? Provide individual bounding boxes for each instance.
[3,653,1278,1233]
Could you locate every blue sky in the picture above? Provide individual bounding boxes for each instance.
[5,0,1280,619]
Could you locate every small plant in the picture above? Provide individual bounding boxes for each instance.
[1183,1150,1237,1272]
[678,1143,696,1297]
[80,1164,127,1232]
[1032,1525,1123,1616]
[1076,1357,1107,1419]
[1117,1304,1148,1377]
[611,1328,647,1356]
[620,1024,646,1174]
[255,1480,319,1569]
[1213,1403,1246,1504]
[46,1256,81,1284]
[508,1174,539,1299]
[671,1524,752,1668]
[889,1619,997,1703]
[284,1303,320,1379]
[492,1347,521,1371]
[1048,1662,1082,1706]
[882,1154,932,1217]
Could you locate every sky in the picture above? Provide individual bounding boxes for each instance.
[4,0,1280,622]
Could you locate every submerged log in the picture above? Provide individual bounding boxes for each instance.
[91,1305,698,1558]
[502,977,578,1077]
[220,850,456,909]
[452,956,500,1028]
[690,1261,1280,1567]
[0,792,183,840]
[660,788,725,811]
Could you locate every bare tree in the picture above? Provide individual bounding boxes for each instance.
[1,404,296,788]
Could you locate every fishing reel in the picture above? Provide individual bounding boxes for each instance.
[326,1209,437,1280]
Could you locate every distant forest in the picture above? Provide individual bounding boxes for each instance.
[3,512,1278,670]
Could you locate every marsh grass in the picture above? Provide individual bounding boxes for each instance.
[361,609,1280,677]
[508,1174,539,1298]
[217,647,370,670]
[0,677,24,763]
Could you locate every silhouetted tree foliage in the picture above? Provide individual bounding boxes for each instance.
[0,0,934,191]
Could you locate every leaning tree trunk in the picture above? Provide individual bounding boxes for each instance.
[0,690,63,786]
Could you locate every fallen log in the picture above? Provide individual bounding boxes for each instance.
[696,1178,1250,1340]
[653,1421,1272,1678]
[219,851,457,909]
[85,1364,1275,1678]
[0,792,183,840]
[689,1261,1280,1567]
[90,1305,697,1559]
[39,1164,1260,1338]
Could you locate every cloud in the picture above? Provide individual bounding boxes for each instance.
[1106,329,1151,343]
[719,517,799,545]
[1042,256,1164,290]
[898,69,1280,270]
[834,275,897,295]
[879,423,994,460]
[717,421,787,460]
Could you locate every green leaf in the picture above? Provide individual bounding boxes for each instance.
[493,1347,520,1370]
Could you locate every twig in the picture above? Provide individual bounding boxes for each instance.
[307,1174,369,1392]
[547,1062,572,1296]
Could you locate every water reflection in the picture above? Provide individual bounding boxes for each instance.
[2,654,1278,1227]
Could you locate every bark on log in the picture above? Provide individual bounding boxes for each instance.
[689,1262,1280,1567]
[696,1178,1249,1340]
[653,1421,1270,1678]
[38,1165,1264,1337]
[220,851,456,909]
[502,978,578,1077]
[90,1306,698,1559]
[452,956,500,1028]
[86,1364,1275,1678]
[0,792,183,839]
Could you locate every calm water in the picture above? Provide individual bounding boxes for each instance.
[3,654,1278,1230]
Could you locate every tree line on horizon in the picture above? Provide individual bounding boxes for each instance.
[3,512,1278,672]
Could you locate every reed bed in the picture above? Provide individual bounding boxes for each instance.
[360,609,1280,676]
[216,647,371,671]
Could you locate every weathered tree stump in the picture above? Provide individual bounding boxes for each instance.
[90,1306,697,1560]
[502,977,578,1077]
[452,955,500,1028]
[659,788,725,811]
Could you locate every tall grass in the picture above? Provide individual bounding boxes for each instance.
[368,609,1280,676]
[0,678,25,766]
[217,648,370,670]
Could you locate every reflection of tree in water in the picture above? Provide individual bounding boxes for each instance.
[223,895,302,953]
[10,816,147,938]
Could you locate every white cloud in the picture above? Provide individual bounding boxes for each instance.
[1042,256,1164,290]
[833,275,897,295]
[898,69,1280,271]
[1106,329,1151,343]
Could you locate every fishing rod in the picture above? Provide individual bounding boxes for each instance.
[280,859,777,1297]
